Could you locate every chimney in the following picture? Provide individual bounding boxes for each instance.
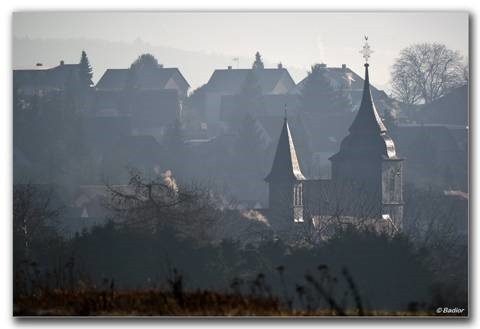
[60,60,64,66]
[342,64,347,70]
[277,62,283,69]
[228,65,232,70]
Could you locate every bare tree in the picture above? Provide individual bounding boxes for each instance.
[106,169,220,242]
[13,184,61,258]
[391,43,466,105]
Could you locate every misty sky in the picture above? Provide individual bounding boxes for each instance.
[12,12,469,89]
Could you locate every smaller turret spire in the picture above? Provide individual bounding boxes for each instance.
[265,116,305,183]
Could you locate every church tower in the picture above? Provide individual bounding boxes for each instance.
[265,114,306,227]
[329,39,404,230]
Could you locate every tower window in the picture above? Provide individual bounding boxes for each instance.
[294,184,303,206]
[389,170,396,199]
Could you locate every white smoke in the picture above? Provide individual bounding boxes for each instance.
[161,170,178,194]
[240,209,270,226]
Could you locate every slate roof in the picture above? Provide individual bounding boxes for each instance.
[348,64,387,134]
[293,65,383,94]
[13,64,81,91]
[265,117,306,182]
[205,68,295,94]
[95,68,190,91]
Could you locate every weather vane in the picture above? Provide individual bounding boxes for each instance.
[360,35,373,63]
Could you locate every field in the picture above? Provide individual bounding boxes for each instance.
[14,288,447,317]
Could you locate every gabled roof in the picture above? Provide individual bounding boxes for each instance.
[95,67,190,91]
[293,65,383,94]
[13,63,81,90]
[265,117,306,182]
[205,68,295,94]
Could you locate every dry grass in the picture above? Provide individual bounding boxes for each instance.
[14,288,441,317]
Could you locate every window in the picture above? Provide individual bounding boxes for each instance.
[294,184,303,206]
[389,170,396,199]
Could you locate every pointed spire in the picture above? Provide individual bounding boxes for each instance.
[265,117,305,183]
[329,38,398,163]
[348,40,387,134]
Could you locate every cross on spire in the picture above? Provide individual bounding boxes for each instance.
[360,36,373,63]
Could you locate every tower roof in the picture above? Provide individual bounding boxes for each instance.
[348,63,387,134]
[265,117,305,182]
[330,61,398,161]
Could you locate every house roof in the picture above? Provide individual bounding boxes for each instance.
[205,68,295,94]
[293,65,382,94]
[265,117,306,182]
[13,63,81,90]
[95,67,190,91]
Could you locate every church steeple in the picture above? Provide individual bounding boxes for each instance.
[265,114,305,183]
[348,37,386,134]
[330,37,397,162]
[348,62,387,134]
[327,38,404,230]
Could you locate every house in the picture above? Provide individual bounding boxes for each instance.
[91,88,181,143]
[95,66,190,99]
[202,60,296,132]
[13,61,81,97]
